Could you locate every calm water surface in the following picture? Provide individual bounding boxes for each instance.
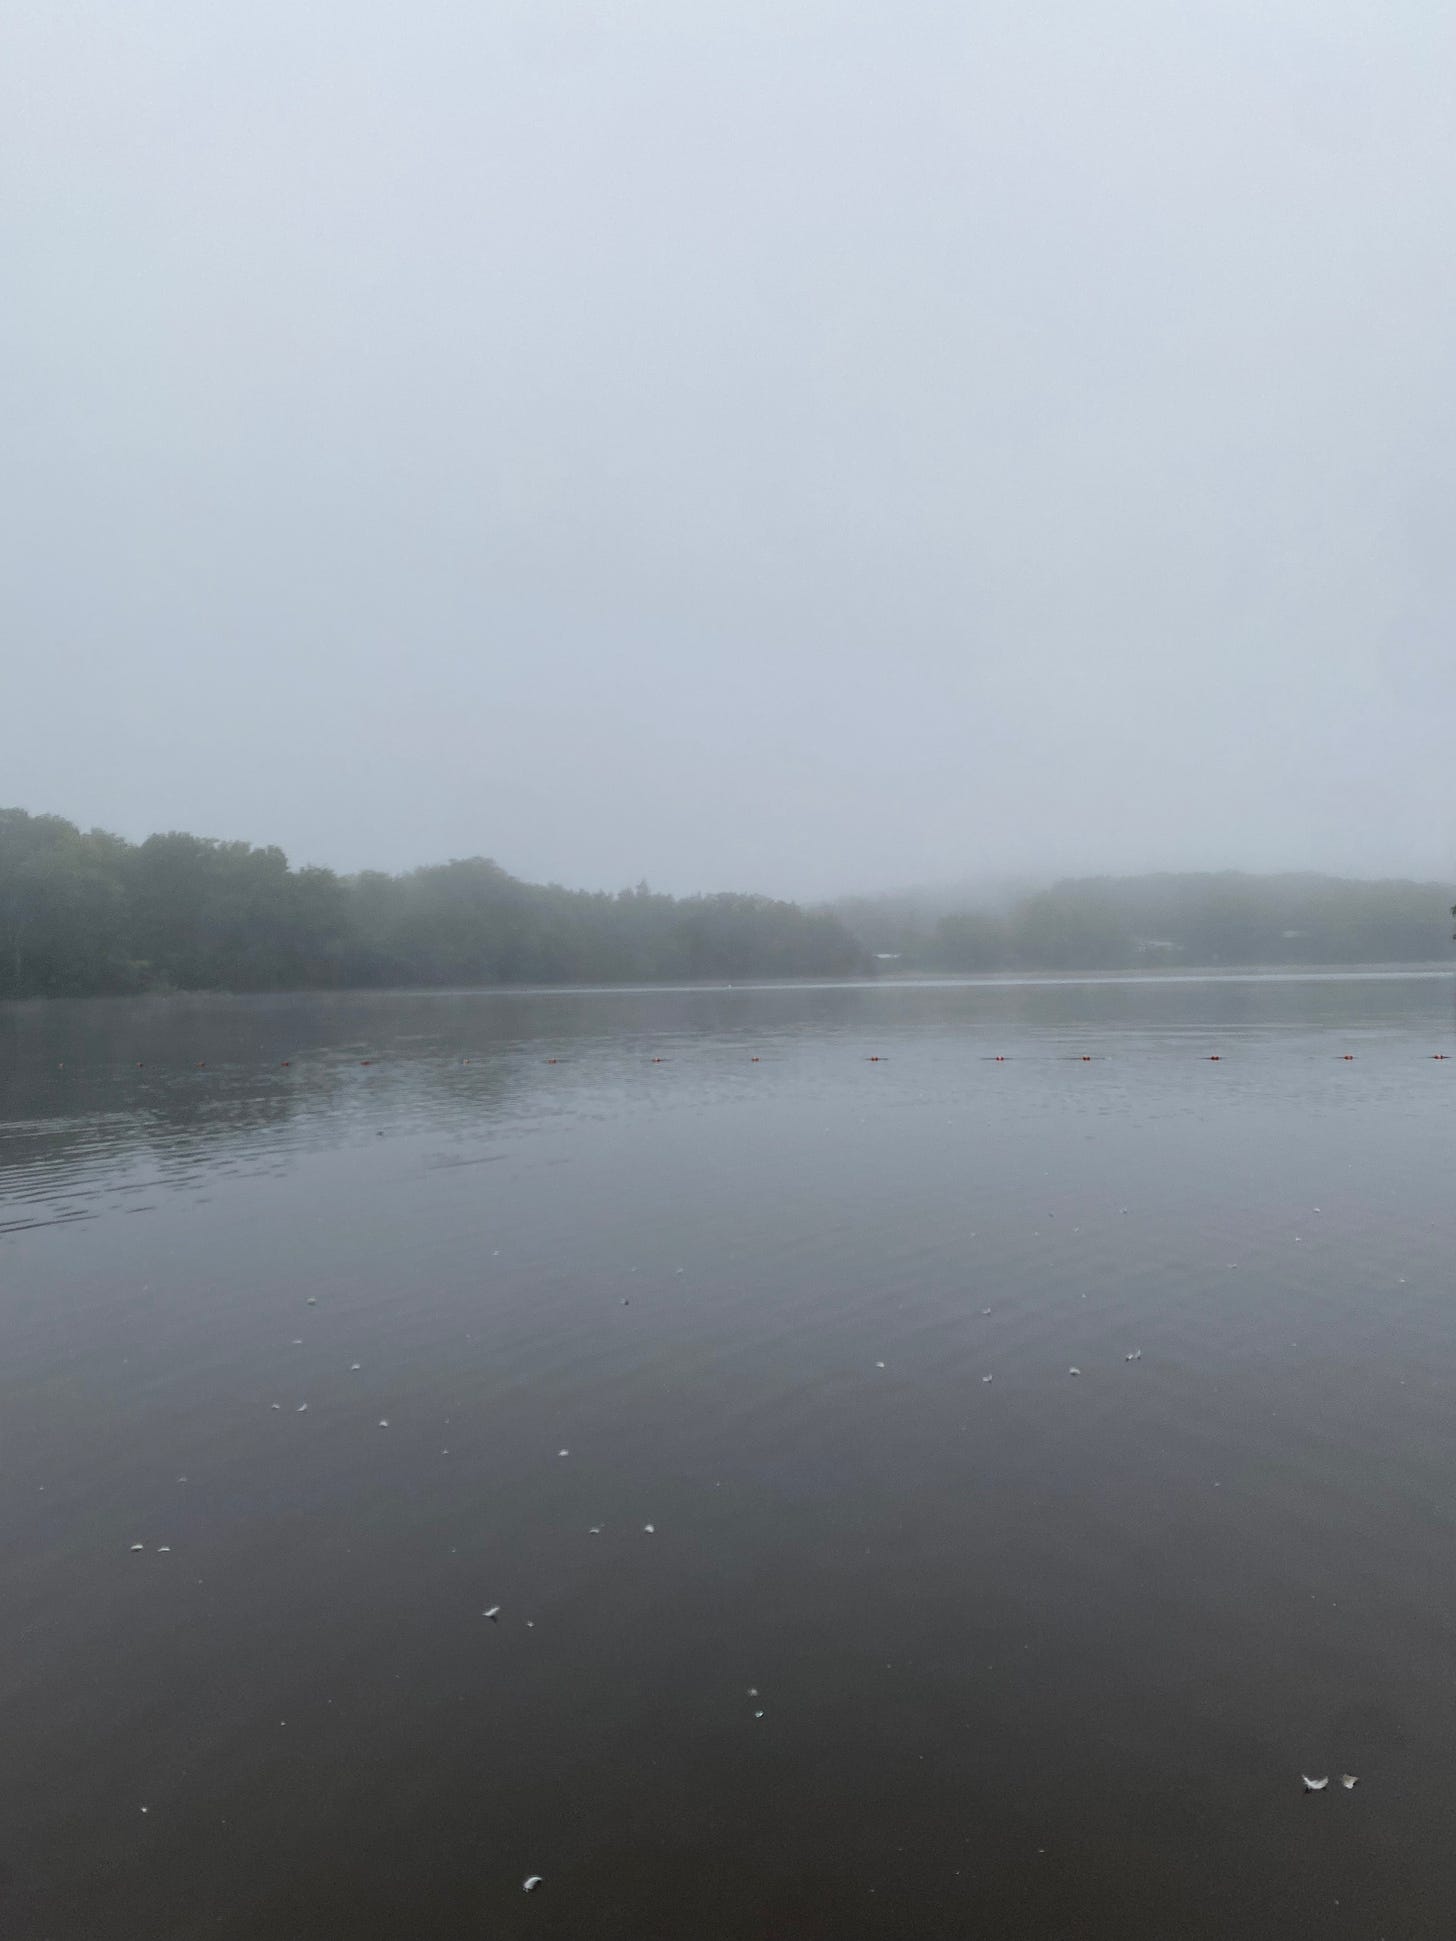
[2,974,1455,1939]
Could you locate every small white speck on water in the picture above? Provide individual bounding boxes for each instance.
[754,1709,765,1719]
[588,1526,603,1536]
[157,1546,170,1553]
[378,1419,389,1428]
[483,1606,501,1621]
[875,1361,886,1369]
[306,1297,317,1306]
[1302,1775,1329,1792]
[1341,1774,1358,1789]
[981,1308,992,1316]
[349,1363,361,1371]
[643,1523,656,1534]
[1125,1350,1142,1362]
[1068,1368,1081,1378]
[270,1402,281,1410]
[130,1543,144,1552]
[982,1374,993,1383]
[523,1876,542,1893]
[291,1339,303,1346]
[177,1476,187,1484]
[558,1448,569,1457]
[296,1403,309,1413]
[140,1805,148,1814]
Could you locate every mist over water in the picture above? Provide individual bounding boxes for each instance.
[5,1,1456,1932]
[3,975,1456,1937]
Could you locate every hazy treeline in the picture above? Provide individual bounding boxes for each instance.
[3,812,1450,999]
[836,872,1456,971]
[0,810,864,997]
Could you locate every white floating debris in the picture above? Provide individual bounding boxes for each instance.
[296,1403,309,1413]
[140,1805,149,1814]
[130,1543,144,1552]
[1069,1367,1081,1378]
[378,1419,389,1428]
[875,1361,886,1369]
[523,1875,543,1893]
[483,1606,501,1621]
[349,1363,361,1371]
[982,1374,993,1384]
[1125,1350,1142,1363]
[306,1297,317,1306]
[270,1402,281,1410]
[753,1709,765,1719]
[747,1687,759,1697]
[981,1308,992,1316]
[588,1526,603,1536]
[291,1339,302,1346]
[558,1449,570,1458]
[177,1476,187,1484]
[1302,1774,1329,1792]
[157,1546,171,1553]
[1341,1774,1359,1789]
[643,1523,656,1534]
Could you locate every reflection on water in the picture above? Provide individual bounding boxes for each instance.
[1,974,1455,1938]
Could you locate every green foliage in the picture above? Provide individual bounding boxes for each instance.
[0,810,867,997]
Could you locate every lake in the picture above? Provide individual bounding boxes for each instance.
[2,972,1455,1939]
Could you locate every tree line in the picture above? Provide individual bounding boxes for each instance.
[839,871,1456,972]
[0,810,864,997]
[2,811,1451,999]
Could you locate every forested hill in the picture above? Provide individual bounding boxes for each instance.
[0,810,865,997]
[836,872,1456,972]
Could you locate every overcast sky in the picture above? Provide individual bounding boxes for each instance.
[3,0,1454,899]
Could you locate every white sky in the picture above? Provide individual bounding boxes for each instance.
[4,0,1454,895]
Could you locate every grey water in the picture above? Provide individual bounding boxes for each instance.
[2,972,1454,1939]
